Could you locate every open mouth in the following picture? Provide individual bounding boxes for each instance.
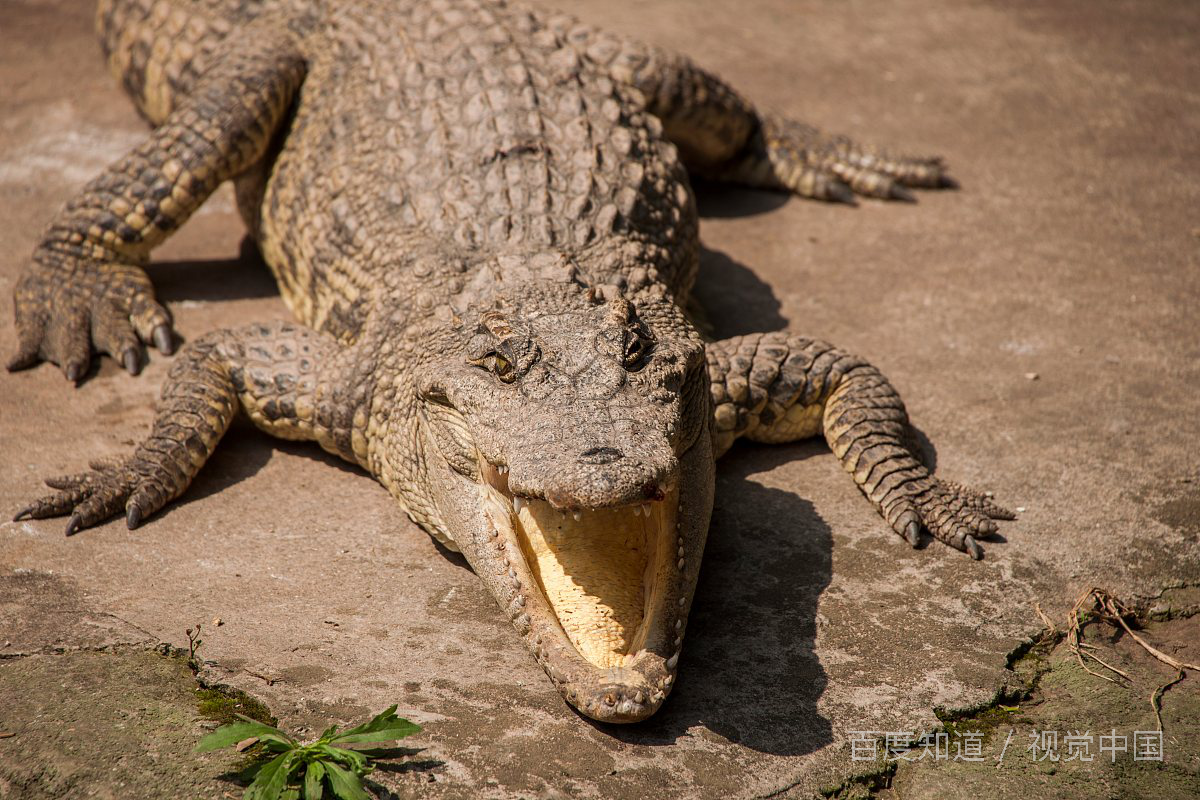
[478,461,678,670]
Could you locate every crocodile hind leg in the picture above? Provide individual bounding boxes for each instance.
[6,22,304,381]
[12,322,366,535]
[578,30,954,203]
[700,113,956,204]
[706,333,1013,558]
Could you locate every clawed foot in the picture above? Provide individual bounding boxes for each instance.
[884,479,1015,559]
[7,257,174,382]
[757,115,957,204]
[13,456,174,535]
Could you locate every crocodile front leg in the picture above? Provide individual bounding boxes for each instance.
[6,24,304,380]
[13,322,365,535]
[706,333,1013,558]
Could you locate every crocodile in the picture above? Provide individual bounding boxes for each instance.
[8,0,1013,723]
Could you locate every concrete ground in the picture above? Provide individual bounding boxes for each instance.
[1,0,1198,797]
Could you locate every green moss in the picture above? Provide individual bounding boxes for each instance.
[938,705,1021,747]
[819,761,896,799]
[195,686,276,726]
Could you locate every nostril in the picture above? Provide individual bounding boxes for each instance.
[579,446,623,465]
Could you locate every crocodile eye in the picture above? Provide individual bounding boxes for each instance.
[623,331,648,369]
[491,354,517,383]
[467,352,519,383]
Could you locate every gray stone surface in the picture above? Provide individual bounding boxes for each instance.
[1,0,1198,797]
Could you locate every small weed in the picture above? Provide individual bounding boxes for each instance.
[186,623,204,672]
[197,705,421,800]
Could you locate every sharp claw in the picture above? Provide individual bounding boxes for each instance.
[888,184,917,202]
[963,534,983,560]
[13,506,34,522]
[938,175,960,190]
[65,513,83,537]
[152,325,173,355]
[126,504,142,530]
[122,349,141,376]
[904,520,921,547]
[65,362,84,382]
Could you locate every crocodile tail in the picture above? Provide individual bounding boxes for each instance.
[96,0,235,124]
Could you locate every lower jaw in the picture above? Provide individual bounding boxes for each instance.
[568,652,677,722]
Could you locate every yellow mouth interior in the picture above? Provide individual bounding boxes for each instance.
[482,464,675,669]
[518,499,665,668]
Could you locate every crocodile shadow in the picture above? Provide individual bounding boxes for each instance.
[693,179,790,219]
[693,244,788,338]
[145,237,279,305]
[158,419,367,521]
[602,440,834,756]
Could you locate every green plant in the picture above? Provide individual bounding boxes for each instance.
[196,705,421,800]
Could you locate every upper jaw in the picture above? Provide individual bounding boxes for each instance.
[479,458,664,515]
[484,445,677,512]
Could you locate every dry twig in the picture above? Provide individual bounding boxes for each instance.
[1066,588,1127,684]
[1152,670,1186,733]
[1060,587,1198,734]
[1033,602,1057,633]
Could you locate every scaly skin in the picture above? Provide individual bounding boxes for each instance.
[9,0,1010,723]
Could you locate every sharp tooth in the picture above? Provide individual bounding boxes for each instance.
[513,497,524,515]
[631,505,640,517]
[498,465,507,475]
[572,511,581,521]
[641,503,652,517]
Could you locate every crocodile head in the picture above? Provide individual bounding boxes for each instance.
[413,279,713,722]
